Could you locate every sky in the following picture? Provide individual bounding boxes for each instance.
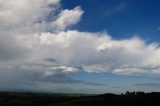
[0,0,160,94]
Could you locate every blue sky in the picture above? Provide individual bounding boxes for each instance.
[1,0,160,94]
[61,0,160,93]
[62,0,160,42]
[55,0,160,93]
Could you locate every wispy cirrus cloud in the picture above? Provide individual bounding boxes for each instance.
[157,27,160,30]
[102,1,127,17]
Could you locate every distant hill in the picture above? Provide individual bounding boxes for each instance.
[0,91,160,106]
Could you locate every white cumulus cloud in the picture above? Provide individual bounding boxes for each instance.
[0,0,160,91]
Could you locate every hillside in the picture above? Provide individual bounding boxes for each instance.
[0,91,160,106]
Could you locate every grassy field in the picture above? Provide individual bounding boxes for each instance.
[0,91,160,106]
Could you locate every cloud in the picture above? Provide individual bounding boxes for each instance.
[157,27,160,30]
[33,30,160,76]
[103,1,126,17]
[0,0,60,29]
[134,83,160,87]
[1,0,160,92]
[53,6,84,31]
[83,82,106,86]
[43,58,57,63]
[2,30,160,76]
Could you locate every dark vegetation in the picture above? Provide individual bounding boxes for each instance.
[0,91,160,106]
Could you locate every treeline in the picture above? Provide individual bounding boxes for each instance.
[0,91,160,106]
